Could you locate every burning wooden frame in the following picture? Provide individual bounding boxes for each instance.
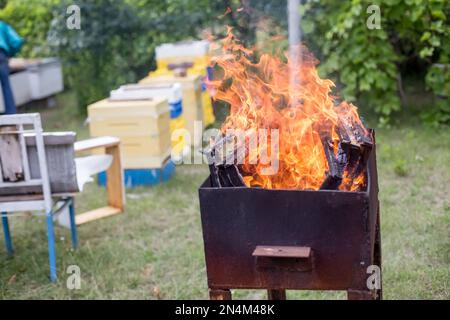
[204,114,374,192]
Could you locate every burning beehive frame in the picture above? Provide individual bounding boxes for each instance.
[204,28,375,192]
[204,112,373,192]
[198,28,382,300]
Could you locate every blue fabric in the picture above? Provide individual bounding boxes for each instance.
[0,21,23,57]
[207,66,214,81]
[0,50,16,114]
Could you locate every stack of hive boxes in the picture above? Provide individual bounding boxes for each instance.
[140,40,216,147]
[88,92,175,187]
[110,84,187,161]
[139,74,203,147]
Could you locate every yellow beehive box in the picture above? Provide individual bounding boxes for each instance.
[139,74,203,146]
[88,98,170,136]
[155,40,210,71]
[88,98,171,168]
[117,135,171,168]
[201,87,215,127]
[170,115,188,161]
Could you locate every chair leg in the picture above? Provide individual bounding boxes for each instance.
[1,212,13,256]
[68,198,78,249]
[46,212,57,282]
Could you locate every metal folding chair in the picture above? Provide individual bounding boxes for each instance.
[0,113,78,282]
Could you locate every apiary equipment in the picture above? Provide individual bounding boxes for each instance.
[110,83,187,160]
[88,97,171,169]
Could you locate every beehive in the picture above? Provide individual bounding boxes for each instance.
[139,74,203,146]
[153,40,215,127]
[88,98,171,169]
[110,84,183,119]
[154,40,210,72]
[110,83,187,159]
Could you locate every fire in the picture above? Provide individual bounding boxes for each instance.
[207,28,370,191]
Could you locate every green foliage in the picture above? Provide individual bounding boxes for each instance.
[0,0,224,112]
[47,0,148,110]
[301,0,449,125]
[0,0,58,57]
[393,158,409,177]
[423,62,449,127]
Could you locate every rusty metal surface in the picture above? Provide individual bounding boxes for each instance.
[198,143,379,292]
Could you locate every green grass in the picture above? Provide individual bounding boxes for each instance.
[0,95,449,299]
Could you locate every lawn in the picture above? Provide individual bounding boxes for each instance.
[0,95,449,299]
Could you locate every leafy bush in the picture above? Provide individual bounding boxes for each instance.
[423,62,449,127]
[0,0,222,112]
[47,0,148,110]
[0,0,58,57]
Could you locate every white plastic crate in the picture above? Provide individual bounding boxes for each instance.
[155,40,209,59]
[1,58,64,112]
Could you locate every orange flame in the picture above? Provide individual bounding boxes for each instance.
[207,28,369,191]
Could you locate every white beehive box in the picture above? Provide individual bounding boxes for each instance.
[155,40,209,60]
[111,83,182,102]
[0,70,32,112]
[10,70,32,106]
[28,58,64,100]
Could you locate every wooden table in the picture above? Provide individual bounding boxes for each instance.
[74,136,125,225]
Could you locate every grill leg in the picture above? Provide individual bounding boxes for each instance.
[209,289,232,300]
[267,289,286,300]
[373,207,382,300]
[348,205,382,301]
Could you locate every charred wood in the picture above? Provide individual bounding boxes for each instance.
[320,140,347,190]
[204,134,246,188]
